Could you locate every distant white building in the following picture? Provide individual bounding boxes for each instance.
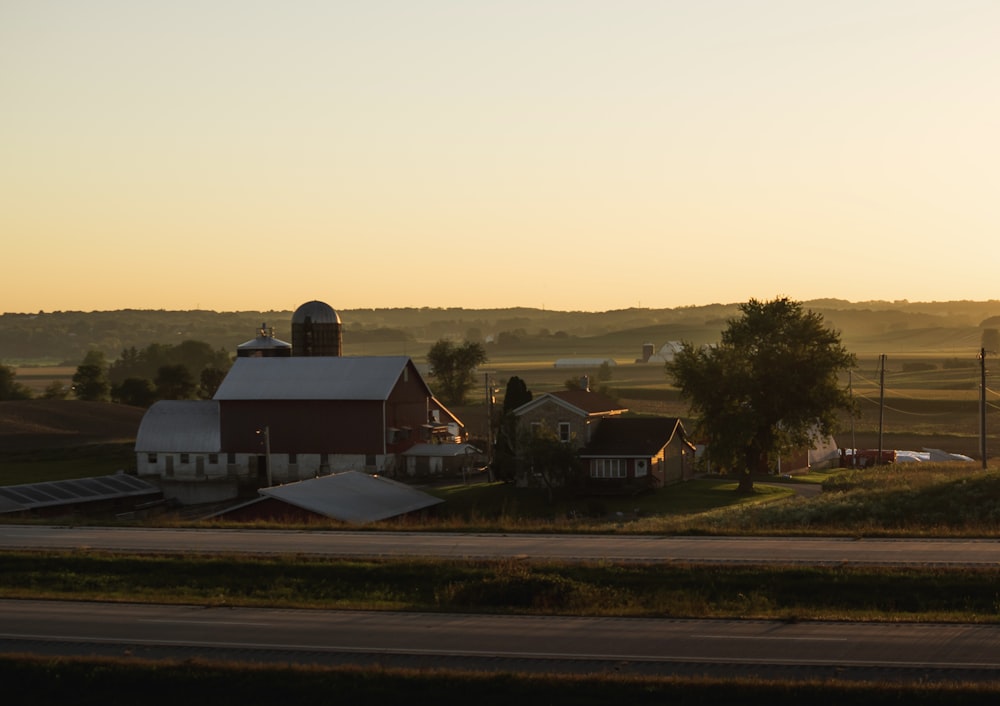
[553,358,617,369]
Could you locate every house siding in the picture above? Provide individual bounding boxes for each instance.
[516,400,599,450]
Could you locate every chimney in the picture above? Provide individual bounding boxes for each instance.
[579,375,590,391]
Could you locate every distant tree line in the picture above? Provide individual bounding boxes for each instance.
[70,341,232,407]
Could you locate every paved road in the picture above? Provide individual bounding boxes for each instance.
[2,525,1000,566]
[3,599,1000,683]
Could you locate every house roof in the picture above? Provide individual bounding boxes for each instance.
[134,400,220,453]
[256,471,442,523]
[213,356,420,401]
[579,417,693,458]
[514,389,628,418]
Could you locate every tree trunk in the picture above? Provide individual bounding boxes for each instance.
[738,446,757,494]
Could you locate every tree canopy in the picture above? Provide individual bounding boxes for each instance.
[426,339,488,406]
[0,364,32,400]
[72,350,110,401]
[492,376,533,481]
[666,297,856,493]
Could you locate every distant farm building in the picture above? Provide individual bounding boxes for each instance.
[637,341,683,364]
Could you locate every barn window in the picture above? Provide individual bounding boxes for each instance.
[180,453,190,464]
[227,452,236,464]
[147,453,157,464]
[208,454,219,464]
[289,453,298,464]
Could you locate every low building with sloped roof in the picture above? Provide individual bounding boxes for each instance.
[579,416,697,493]
[207,471,443,524]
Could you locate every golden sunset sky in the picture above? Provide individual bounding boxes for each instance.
[2,1,998,314]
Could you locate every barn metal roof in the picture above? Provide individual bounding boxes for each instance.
[213,356,416,401]
[134,400,220,453]
[0,473,162,515]
[257,471,442,523]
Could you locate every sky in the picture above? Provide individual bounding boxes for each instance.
[2,1,998,314]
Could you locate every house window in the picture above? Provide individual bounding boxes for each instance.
[590,458,626,479]
[558,422,571,443]
[147,453,157,464]
[180,453,190,464]
[635,459,648,477]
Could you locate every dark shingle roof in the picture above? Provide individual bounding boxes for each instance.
[512,388,628,420]
[548,389,626,414]
[580,417,689,457]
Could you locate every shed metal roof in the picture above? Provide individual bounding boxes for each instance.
[0,473,162,515]
[134,400,220,453]
[257,471,442,523]
[213,356,416,401]
[402,442,482,458]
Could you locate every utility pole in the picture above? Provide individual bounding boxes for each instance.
[981,348,988,470]
[256,426,272,487]
[877,354,886,466]
[849,369,857,468]
[485,372,494,465]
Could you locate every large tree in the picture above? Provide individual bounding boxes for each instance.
[155,364,197,400]
[72,350,110,401]
[492,376,533,481]
[666,297,856,493]
[426,339,488,406]
[519,425,581,503]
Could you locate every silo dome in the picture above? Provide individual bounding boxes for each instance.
[291,300,341,325]
[291,300,343,356]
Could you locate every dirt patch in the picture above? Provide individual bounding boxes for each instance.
[0,400,145,453]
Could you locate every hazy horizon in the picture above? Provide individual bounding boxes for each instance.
[5,295,1000,318]
[3,1,998,314]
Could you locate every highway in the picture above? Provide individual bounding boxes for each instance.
[3,524,1000,566]
[3,599,1000,682]
[4,525,1000,682]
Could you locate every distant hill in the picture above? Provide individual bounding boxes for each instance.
[2,299,999,364]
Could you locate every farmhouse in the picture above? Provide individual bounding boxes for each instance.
[510,384,693,492]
